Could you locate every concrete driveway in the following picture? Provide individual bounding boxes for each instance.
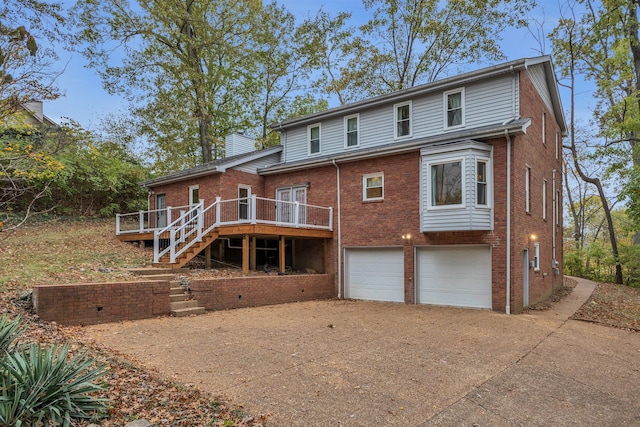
[85,278,640,426]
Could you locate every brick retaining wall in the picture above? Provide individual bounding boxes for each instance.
[32,281,171,325]
[190,274,334,311]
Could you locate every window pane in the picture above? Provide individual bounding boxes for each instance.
[398,105,410,120]
[310,126,319,140]
[347,117,357,132]
[366,187,383,199]
[431,161,462,206]
[347,132,358,146]
[310,139,320,153]
[396,105,410,137]
[447,92,462,127]
[477,161,487,205]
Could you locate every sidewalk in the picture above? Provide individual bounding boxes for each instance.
[427,277,640,426]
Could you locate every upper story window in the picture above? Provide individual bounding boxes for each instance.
[363,172,384,201]
[476,160,488,206]
[444,88,465,128]
[430,160,463,207]
[394,101,412,139]
[308,123,321,155]
[345,114,359,148]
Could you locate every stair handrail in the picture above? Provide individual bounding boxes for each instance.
[153,201,204,263]
[171,198,221,262]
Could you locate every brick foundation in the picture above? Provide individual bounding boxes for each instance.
[32,281,171,325]
[190,274,333,311]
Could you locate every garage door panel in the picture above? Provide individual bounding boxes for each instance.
[417,246,492,309]
[346,249,404,302]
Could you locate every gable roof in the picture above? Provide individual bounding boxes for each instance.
[271,56,566,135]
[141,145,282,187]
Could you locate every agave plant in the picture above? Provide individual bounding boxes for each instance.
[0,315,25,354]
[0,316,109,426]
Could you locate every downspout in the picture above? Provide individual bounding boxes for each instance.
[332,159,342,299]
[552,169,557,264]
[505,129,512,315]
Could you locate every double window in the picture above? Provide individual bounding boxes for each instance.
[345,114,359,148]
[394,101,412,139]
[444,88,465,128]
[363,173,384,201]
[308,123,321,155]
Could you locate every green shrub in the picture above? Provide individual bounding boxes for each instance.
[0,317,108,426]
[0,316,25,354]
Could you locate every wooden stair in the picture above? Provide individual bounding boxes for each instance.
[153,231,219,268]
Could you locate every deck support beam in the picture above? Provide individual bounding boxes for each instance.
[250,236,257,271]
[279,236,286,273]
[242,235,249,275]
[324,239,328,274]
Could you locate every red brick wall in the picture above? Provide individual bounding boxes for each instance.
[32,281,171,325]
[510,70,564,311]
[148,175,221,210]
[219,169,266,199]
[190,274,334,310]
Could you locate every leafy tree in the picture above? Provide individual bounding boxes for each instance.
[0,120,66,232]
[0,0,65,119]
[72,0,261,166]
[304,0,535,103]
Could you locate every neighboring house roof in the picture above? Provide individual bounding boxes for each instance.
[20,101,59,127]
[140,145,283,187]
[271,56,566,135]
[259,118,531,175]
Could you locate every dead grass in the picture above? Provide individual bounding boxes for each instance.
[0,219,151,290]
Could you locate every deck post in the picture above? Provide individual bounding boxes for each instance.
[323,239,328,274]
[294,202,299,227]
[329,207,334,231]
[116,214,121,235]
[215,197,221,225]
[242,234,249,275]
[139,211,144,233]
[167,208,172,227]
[250,194,257,224]
[279,236,286,273]
[250,236,257,270]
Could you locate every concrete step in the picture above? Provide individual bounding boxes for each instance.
[170,300,200,310]
[128,267,189,275]
[170,287,187,295]
[138,274,176,281]
[171,306,206,317]
[170,293,190,303]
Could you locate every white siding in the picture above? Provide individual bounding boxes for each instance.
[421,141,493,232]
[527,64,553,114]
[232,152,282,174]
[283,75,517,163]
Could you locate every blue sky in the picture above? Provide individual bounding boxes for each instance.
[45,0,586,131]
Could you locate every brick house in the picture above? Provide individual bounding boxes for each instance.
[117,55,566,314]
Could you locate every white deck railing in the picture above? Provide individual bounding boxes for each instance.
[116,196,333,264]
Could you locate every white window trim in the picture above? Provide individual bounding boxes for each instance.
[427,158,466,210]
[362,172,384,201]
[525,166,531,213]
[555,130,559,160]
[542,111,547,145]
[188,185,200,205]
[444,87,465,129]
[344,114,360,148]
[308,123,321,155]
[475,157,491,208]
[533,242,540,271]
[394,101,412,139]
[542,179,548,220]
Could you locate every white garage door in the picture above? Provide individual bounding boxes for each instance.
[345,248,404,302]
[417,246,492,309]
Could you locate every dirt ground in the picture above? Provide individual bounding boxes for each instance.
[83,278,640,426]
